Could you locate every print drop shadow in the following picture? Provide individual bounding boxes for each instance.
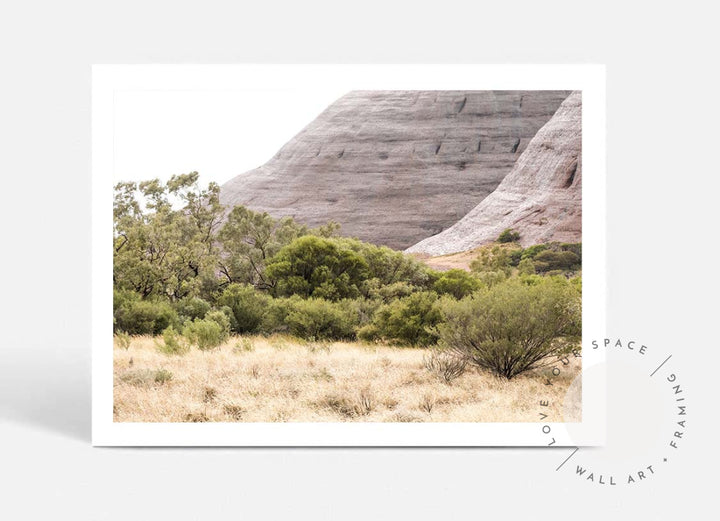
[0,343,90,442]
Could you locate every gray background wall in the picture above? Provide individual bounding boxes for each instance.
[0,1,716,519]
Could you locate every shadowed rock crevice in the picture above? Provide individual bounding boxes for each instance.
[220,90,571,249]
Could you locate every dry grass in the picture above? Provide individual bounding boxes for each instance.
[412,243,522,272]
[113,335,581,423]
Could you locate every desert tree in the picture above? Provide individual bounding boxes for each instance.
[217,206,312,290]
[113,173,223,300]
[438,278,580,379]
[264,236,369,300]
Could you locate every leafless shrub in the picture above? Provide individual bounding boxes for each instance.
[391,411,421,423]
[423,350,467,384]
[319,388,375,418]
[382,396,399,410]
[223,403,245,420]
[272,409,290,422]
[184,412,209,422]
[319,394,356,418]
[419,393,435,414]
[202,386,218,403]
[119,369,173,387]
[357,388,374,416]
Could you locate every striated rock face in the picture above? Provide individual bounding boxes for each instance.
[220,90,571,250]
[407,91,582,255]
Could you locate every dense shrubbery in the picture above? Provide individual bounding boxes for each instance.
[183,310,230,350]
[532,249,581,273]
[470,241,581,276]
[497,228,521,243]
[358,291,443,346]
[470,245,516,274]
[433,269,481,299]
[113,174,582,375]
[114,290,178,335]
[266,236,370,300]
[264,297,361,340]
[438,277,581,379]
[265,236,434,300]
[216,283,269,334]
[174,296,211,323]
[424,348,468,384]
[156,325,189,355]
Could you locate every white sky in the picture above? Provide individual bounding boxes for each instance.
[113,88,348,186]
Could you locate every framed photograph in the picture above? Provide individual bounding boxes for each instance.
[92,64,605,446]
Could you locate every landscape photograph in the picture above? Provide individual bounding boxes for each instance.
[112,88,583,424]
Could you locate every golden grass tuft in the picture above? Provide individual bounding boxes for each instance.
[113,335,581,423]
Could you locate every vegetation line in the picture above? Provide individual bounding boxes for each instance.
[114,173,582,380]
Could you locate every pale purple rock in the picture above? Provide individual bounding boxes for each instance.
[407,91,582,255]
[220,90,571,250]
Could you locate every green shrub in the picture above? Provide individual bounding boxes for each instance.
[497,228,520,243]
[345,298,380,329]
[156,325,189,355]
[533,250,581,273]
[174,296,211,323]
[570,275,582,293]
[233,337,255,353]
[205,309,231,335]
[217,283,269,333]
[360,291,443,346]
[114,331,132,350]
[508,249,523,266]
[264,297,359,340]
[345,240,434,288]
[521,244,548,260]
[517,258,536,275]
[113,291,178,335]
[363,279,418,302]
[470,245,518,274]
[265,236,369,300]
[473,269,508,288]
[433,269,481,299]
[154,369,173,384]
[518,273,544,286]
[520,242,581,271]
[559,242,582,262]
[183,316,229,350]
[113,288,139,315]
[438,278,580,379]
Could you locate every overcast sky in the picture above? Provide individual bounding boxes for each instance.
[113,88,348,186]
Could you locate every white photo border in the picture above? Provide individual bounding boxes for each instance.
[92,64,606,446]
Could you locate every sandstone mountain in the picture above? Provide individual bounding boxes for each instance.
[407,91,582,255]
[220,90,571,250]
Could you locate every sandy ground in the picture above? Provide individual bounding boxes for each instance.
[413,249,481,272]
[113,335,581,423]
